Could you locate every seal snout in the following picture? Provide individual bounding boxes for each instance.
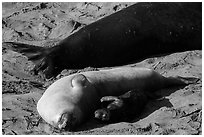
[56,111,79,131]
[57,113,69,129]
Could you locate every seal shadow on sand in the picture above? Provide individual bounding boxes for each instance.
[72,85,187,132]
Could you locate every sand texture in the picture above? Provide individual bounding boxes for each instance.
[2,2,202,135]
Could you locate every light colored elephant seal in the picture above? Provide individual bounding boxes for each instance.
[36,67,196,130]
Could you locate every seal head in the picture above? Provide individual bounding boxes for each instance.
[94,108,110,121]
[37,74,97,130]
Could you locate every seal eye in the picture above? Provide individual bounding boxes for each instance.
[102,114,108,120]
[102,111,110,121]
[95,110,102,119]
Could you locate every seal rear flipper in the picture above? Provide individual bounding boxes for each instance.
[165,76,200,87]
[174,76,200,84]
[3,42,58,78]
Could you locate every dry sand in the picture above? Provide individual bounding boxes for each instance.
[2,2,202,135]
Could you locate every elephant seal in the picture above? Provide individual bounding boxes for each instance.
[94,89,162,122]
[36,67,198,130]
[3,2,202,78]
[94,89,150,122]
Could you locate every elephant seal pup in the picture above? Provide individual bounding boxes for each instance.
[94,89,160,122]
[36,67,197,130]
[94,89,150,122]
[3,2,202,78]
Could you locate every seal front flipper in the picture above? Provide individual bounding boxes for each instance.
[3,42,60,78]
[100,96,120,107]
[100,96,120,102]
[107,99,124,111]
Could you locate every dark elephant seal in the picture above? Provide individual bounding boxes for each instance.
[94,89,150,122]
[36,67,198,130]
[3,2,202,78]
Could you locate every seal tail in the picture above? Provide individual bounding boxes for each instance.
[3,42,57,78]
